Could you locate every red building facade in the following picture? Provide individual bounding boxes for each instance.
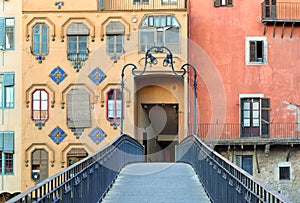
[189,0,300,201]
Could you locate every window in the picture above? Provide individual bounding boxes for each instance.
[214,0,232,7]
[139,15,180,52]
[0,132,14,175]
[236,155,253,175]
[240,96,270,137]
[162,0,177,5]
[32,89,49,122]
[66,88,91,128]
[67,148,88,166]
[106,21,125,56]
[278,162,291,180]
[0,73,14,109]
[0,18,14,50]
[134,0,149,4]
[66,23,89,70]
[32,23,49,55]
[32,149,48,182]
[246,37,268,65]
[279,167,290,180]
[265,0,276,18]
[107,89,121,121]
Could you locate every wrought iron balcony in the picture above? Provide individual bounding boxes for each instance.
[189,123,300,142]
[261,1,300,22]
[99,0,187,11]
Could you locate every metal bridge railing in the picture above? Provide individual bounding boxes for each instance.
[176,135,292,203]
[8,134,144,203]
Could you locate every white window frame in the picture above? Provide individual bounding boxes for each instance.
[245,36,268,65]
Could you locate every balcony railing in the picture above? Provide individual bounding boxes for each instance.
[189,123,300,140]
[100,0,187,10]
[8,134,144,203]
[261,1,300,21]
[176,135,292,203]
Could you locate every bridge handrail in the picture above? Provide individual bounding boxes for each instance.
[176,134,291,203]
[8,134,144,203]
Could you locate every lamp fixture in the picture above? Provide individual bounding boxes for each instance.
[148,53,158,65]
[163,54,172,67]
[120,46,198,134]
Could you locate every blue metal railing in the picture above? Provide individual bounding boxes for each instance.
[8,134,144,203]
[176,135,292,203]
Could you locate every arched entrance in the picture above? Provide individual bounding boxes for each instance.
[135,75,184,162]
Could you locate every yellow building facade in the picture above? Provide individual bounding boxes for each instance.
[0,0,22,200]
[21,0,189,191]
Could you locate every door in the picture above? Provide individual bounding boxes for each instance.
[241,98,260,137]
[142,104,178,162]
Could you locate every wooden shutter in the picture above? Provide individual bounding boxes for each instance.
[67,148,88,157]
[214,0,220,7]
[0,18,5,49]
[0,132,3,151]
[3,73,14,86]
[67,23,89,35]
[240,98,245,137]
[40,150,48,181]
[67,88,91,128]
[3,132,14,153]
[106,21,125,35]
[261,98,270,137]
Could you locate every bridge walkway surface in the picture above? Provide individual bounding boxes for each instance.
[101,162,211,203]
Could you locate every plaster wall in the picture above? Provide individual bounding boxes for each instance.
[0,0,22,195]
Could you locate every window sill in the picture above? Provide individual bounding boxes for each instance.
[246,62,267,66]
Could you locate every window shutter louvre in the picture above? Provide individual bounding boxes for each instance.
[67,88,91,128]
[0,132,3,151]
[263,40,268,63]
[67,23,89,35]
[106,21,125,35]
[214,0,220,7]
[261,98,270,137]
[3,73,14,86]
[0,18,5,49]
[3,132,14,153]
[240,98,245,137]
[32,150,41,165]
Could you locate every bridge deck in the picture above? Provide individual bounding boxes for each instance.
[101,163,211,203]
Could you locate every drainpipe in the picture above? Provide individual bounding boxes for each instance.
[2,135,4,190]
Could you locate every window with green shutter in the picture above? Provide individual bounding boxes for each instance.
[0,131,14,175]
[0,73,14,109]
[0,18,15,50]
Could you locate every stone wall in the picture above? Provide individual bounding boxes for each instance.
[217,145,300,202]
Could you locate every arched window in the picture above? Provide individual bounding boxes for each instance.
[139,14,180,52]
[32,89,49,122]
[107,89,121,121]
[32,23,49,55]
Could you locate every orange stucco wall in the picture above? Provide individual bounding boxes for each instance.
[189,0,300,138]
